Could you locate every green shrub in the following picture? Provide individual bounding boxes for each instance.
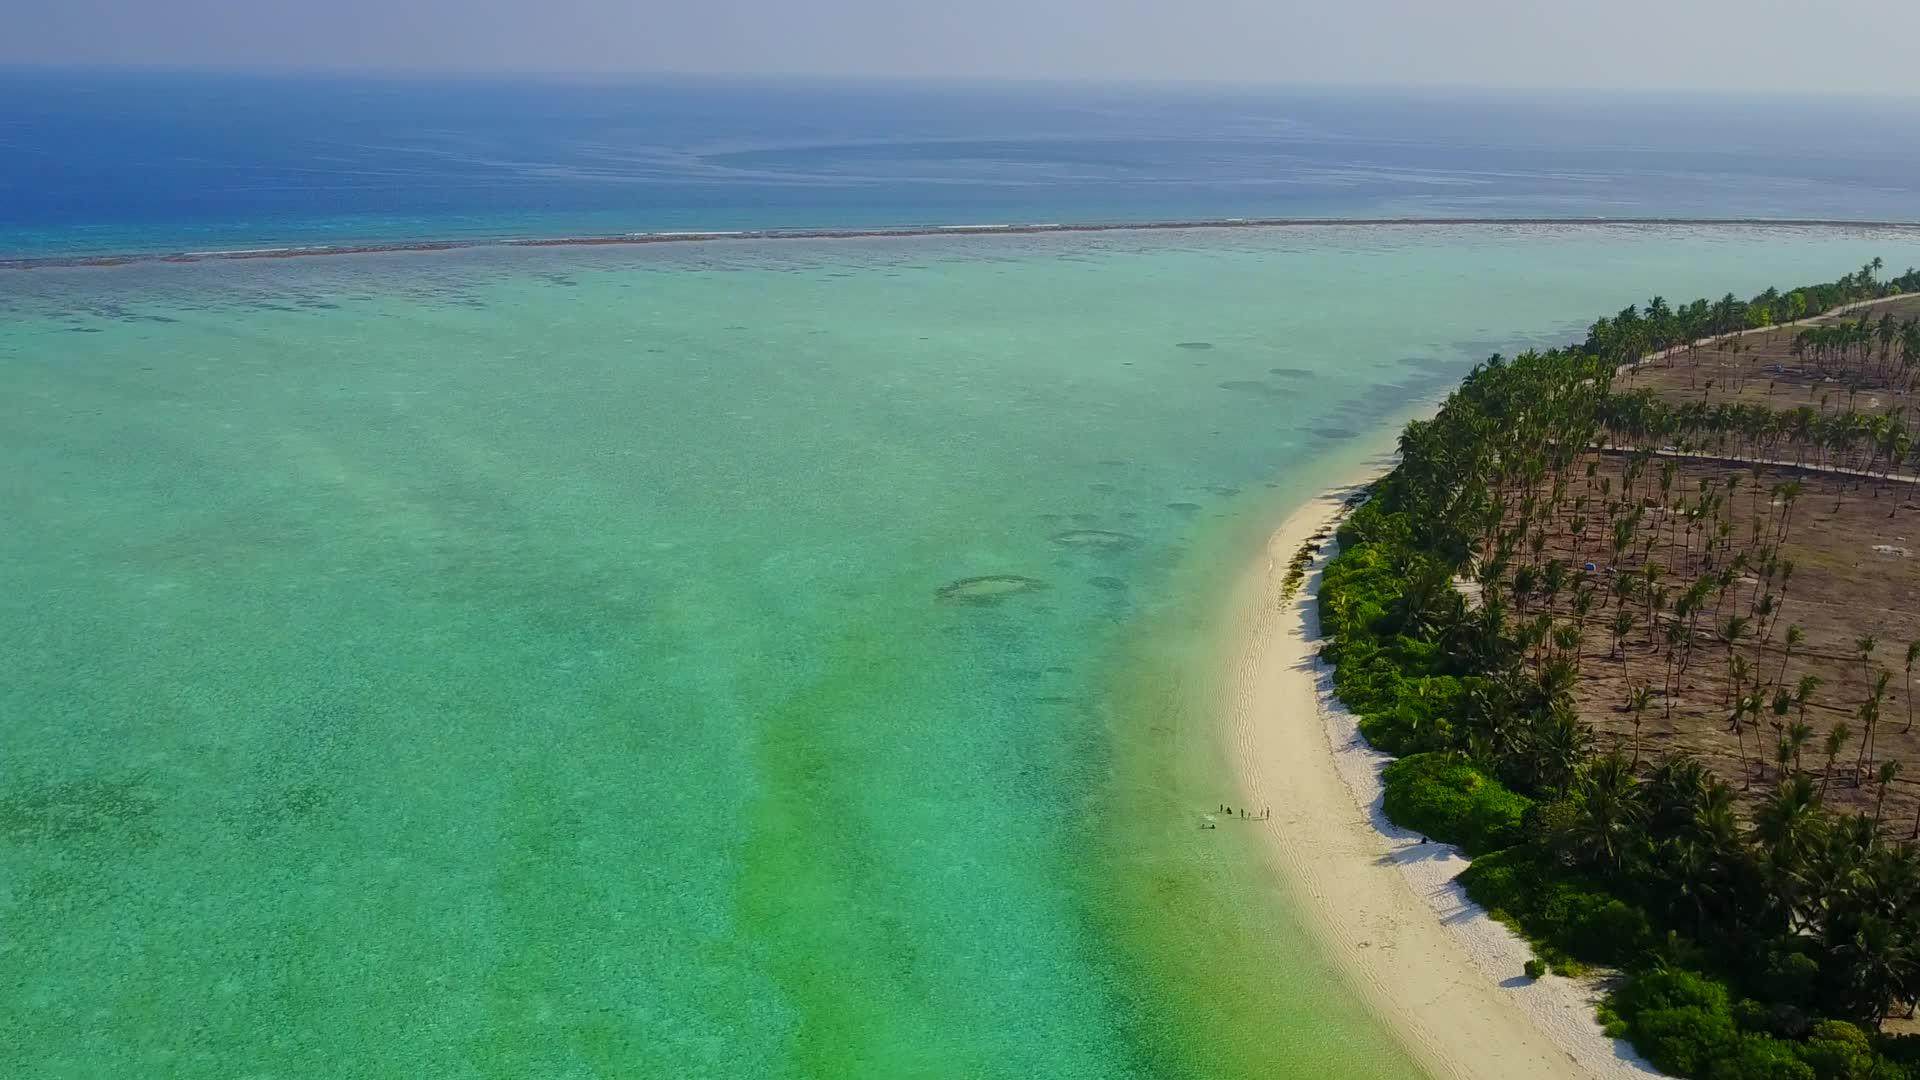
[1631,1005,1740,1076]
[1707,1035,1816,1080]
[1458,846,1651,968]
[1335,502,1410,550]
[1356,694,1456,756]
[1613,969,1731,1016]
[1733,997,1790,1036]
[1599,971,1907,1080]
[1381,753,1529,854]
[1800,1021,1875,1080]
[1733,998,1769,1031]
[1319,543,1406,641]
[1574,899,1653,960]
[1759,949,1821,1010]
[1524,958,1546,979]
[1458,847,1550,924]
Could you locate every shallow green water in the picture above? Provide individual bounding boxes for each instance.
[3,225,1915,1078]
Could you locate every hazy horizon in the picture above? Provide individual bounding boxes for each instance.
[9,0,1920,97]
[10,64,1920,102]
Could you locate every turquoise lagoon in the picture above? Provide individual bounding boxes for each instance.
[3,225,1916,1078]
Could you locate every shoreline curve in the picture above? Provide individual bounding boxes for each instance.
[1224,475,1666,1080]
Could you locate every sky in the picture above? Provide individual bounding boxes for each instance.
[7,0,1920,96]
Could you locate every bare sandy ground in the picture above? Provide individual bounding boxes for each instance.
[1223,475,1665,1080]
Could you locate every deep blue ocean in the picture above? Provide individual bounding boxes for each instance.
[3,70,1920,257]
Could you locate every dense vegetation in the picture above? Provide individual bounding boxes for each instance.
[1318,263,1920,1079]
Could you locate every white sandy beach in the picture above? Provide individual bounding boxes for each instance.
[1224,475,1666,1080]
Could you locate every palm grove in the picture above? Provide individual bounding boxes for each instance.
[1320,263,1920,1080]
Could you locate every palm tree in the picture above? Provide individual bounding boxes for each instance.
[1611,564,1637,614]
[1855,669,1892,782]
[1752,772,1826,929]
[1857,633,1879,690]
[1640,562,1665,639]
[1535,658,1579,712]
[1785,720,1814,773]
[1772,732,1796,790]
[1627,684,1654,767]
[1729,689,1762,790]
[1565,751,1645,878]
[1873,761,1902,829]
[1645,753,1712,831]
[1776,623,1805,686]
[1823,723,1853,793]
[1752,592,1780,641]
[1611,609,1636,660]
[1530,704,1592,796]
[1719,615,1750,705]
[1553,623,1584,671]
[1905,641,1918,734]
[1660,621,1688,719]
[1773,479,1804,545]
[1729,654,1754,716]
[1831,914,1916,1029]
[1795,674,1823,725]
[1768,688,1794,783]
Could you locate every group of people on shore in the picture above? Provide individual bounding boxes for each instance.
[1206,803,1270,826]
